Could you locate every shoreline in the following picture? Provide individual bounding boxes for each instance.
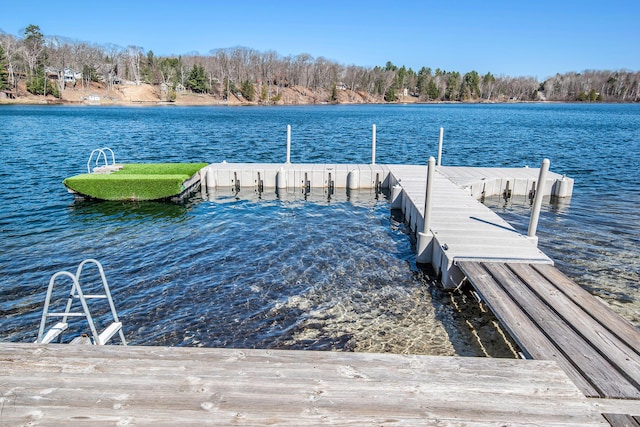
[1,96,622,107]
[0,98,568,107]
[0,82,600,107]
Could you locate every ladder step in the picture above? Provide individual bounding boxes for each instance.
[77,294,107,299]
[97,322,122,345]
[47,312,86,317]
[70,335,93,345]
[39,322,68,344]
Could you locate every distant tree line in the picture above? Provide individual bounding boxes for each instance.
[1,24,639,103]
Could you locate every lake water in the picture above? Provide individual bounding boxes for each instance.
[0,103,638,357]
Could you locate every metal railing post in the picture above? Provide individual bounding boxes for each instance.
[416,156,436,263]
[528,158,550,242]
[286,124,291,164]
[371,124,376,164]
[437,127,444,166]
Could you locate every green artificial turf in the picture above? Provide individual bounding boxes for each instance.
[63,163,208,201]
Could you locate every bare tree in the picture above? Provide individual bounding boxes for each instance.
[46,36,74,93]
[0,33,21,90]
[4,24,640,104]
[100,43,122,92]
[125,45,143,85]
[72,43,104,89]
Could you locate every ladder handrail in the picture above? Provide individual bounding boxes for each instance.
[37,270,76,343]
[70,268,101,343]
[87,148,103,173]
[86,148,116,174]
[102,147,116,165]
[76,258,126,345]
[36,259,126,345]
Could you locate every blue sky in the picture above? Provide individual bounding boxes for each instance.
[1,0,638,80]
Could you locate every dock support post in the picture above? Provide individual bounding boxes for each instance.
[390,184,403,209]
[371,124,376,165]
[286,124,291,164]
[416,156,436,264]
[276,167,287,189]
[206,168,215,189]
[347,169,360,190]
[437,127,444,166]
[527,158,550,243]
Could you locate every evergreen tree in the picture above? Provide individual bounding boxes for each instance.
[461,71,480,100]
[426,80,440,100]
[416,73,428,96]
[384,86,396,102]
[82,64,99,84]
[330,82,338,102]
[23,24,45,75]
[22,24,54,96]
[26,69,60,97]
[444,72,461,100]
[143,50,156,84]
[531,89,539,101]
[186,64,208,93]
[240,80,255,101]
[384,61,397,72]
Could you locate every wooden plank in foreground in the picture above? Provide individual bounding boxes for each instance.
[0,343,608,426]
[456,260,601,397]
[602,413,640,427]
[458,261,640,400]
[532,263,640,355]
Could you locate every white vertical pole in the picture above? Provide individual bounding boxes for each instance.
[437,127,444,166]
[422,156,436,234]
[371,124,377,164]
[286,124,291,164]
[416,156,436,263]
[528,158,550,239]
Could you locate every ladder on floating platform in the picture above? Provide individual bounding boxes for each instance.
[87,147,122,174]
[36,259,126,346]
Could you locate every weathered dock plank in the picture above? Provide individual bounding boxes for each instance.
[455,260,601,397]
[0,343,609,426]
[458,261,640,400]
[602,413,640,427]
[532,264,640,355]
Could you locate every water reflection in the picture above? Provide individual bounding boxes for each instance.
[68,197,193,221]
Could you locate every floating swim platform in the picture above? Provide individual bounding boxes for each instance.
[63,163,207,201]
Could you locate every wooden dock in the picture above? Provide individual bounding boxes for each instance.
[0,342,619,426]
[384,164,640,425]
[457,262,640,400]
[6,161,640,425]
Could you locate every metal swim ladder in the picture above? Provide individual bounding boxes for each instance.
[36,259,127,345]
[87,147,119,174]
